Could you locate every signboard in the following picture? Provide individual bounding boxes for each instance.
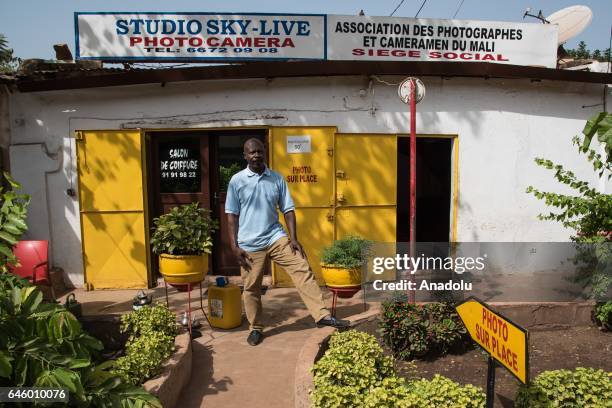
[75,13,326,61]
[456,297,529,384]
[75,12,558,68]
[287,135,312,153]
[327,15,557,68]
[159,141,201,193]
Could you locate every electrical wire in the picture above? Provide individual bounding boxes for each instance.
[452,0,465,19]
[390,0,407,16]
[415,0,428,18]
[372,75,401,86]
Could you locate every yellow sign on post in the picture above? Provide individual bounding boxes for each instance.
[456,297,529,384]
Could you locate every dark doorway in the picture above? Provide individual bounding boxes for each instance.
[209,130,267,276]
[148,129,268,279]
[397,137,452,243]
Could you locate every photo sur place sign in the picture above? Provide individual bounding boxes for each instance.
[75,12,558,67]
[456,297,529,384]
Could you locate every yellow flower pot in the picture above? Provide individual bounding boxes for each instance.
[320,264,362,288]
[159,253,208,284]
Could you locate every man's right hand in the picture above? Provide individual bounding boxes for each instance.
[233,246,253,271]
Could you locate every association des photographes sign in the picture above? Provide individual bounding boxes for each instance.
[75,12,557,68]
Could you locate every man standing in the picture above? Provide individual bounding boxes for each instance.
[226,138,348,346]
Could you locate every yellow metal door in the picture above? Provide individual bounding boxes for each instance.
[335,134,397,282]
[77,130,149,289]
[269,127,336,286]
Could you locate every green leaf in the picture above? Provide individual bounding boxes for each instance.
[21,287,43,315]
[6,214,27,230]
[582,112,607,146]
[0,231,18,245]
[0,243,13,257]
[52,367,79,393]
[68,359,90,369]
[0,351,13,378]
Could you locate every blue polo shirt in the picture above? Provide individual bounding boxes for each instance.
[225,166,295,252]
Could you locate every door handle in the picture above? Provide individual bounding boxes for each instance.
[213,192,219,206]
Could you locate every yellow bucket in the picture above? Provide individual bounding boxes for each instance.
[320,264,362,288]
[159,254,207,284]
[208,283,242,329]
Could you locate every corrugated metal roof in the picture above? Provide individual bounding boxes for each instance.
[6,60,612,92]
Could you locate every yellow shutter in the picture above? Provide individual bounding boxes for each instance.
[335,134,397,282]
[77,130,149,289]
[269,127,336,287]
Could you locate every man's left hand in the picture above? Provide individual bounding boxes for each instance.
[289,240,307,259]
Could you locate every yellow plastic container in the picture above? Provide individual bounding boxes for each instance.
[320,264,362,288]
[158,254,207,284]
[208,283,242,329]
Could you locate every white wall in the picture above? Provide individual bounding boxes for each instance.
[8,75,611,286]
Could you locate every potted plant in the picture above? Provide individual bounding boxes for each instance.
[320,235,372,290]
[151,203,219,285]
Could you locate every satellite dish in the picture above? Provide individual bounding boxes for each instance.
[546,5,592,45]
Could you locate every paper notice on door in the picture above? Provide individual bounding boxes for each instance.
[287,135,311,154]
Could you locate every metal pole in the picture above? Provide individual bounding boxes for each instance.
[486,356,496,408]
[409,79,417,304]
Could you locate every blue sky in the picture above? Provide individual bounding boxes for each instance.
[1,0,610,60]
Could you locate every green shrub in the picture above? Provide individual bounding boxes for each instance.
[112,332,175,385]
[320,235,373,269]
[311,330,484,408]
[379,300,469,360]
[219,163,241,192]
[0,285,160,406]
[515,367,612,407]
[311,330,405,408]
[0,172,29,273]
[112,303,178,385]
[0,272,30,291]
[594,301,612,330]
[120,302,179,338]
[151,203,219,255]
[401,375,485,408]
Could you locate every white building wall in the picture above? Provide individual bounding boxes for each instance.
[8,76,611,287]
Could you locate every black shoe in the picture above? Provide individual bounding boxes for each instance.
[247,330,264,346]
[316,316,350,328]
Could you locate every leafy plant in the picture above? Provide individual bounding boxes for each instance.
[0,34,20,73]
[379,300,469,360]
[0,172,29,273]
[593,301,612,331]
[320,235,373,269]
[515,367,612,407]
[0,285,160,407]
[112,303,178,385]
[526,113,612,300]
[120,302,179,338]
[112,332,175,386]
[219,163,241,192]
[0,272,30,291]
[311,330,483,408]
[310,330,409,408]
[404,375,485,408]
[151,203,219,255]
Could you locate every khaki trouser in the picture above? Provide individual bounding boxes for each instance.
[241,236,329,330]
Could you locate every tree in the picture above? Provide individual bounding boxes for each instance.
[564,41,611,63]
[0,34,19,73]
[526,113,612,299]
[575,40,590,59]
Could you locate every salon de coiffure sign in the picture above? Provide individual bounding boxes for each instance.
[75,13,558,67]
